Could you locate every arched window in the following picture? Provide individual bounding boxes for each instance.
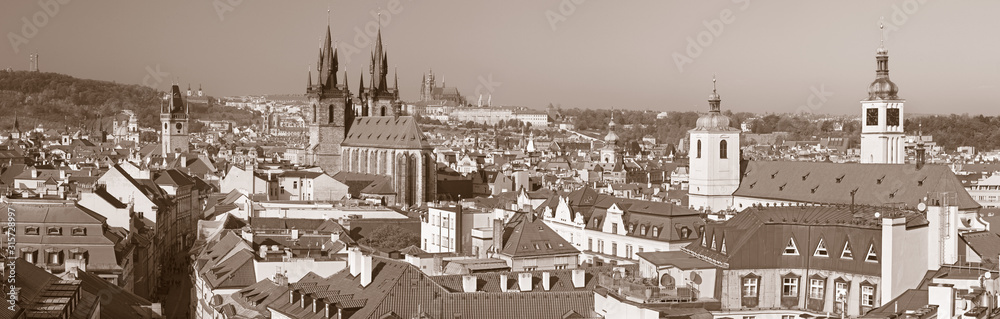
[720,140,728,159]
[381,106,386,116]
[696,140,702,158]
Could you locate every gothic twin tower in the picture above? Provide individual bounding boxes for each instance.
[305,21,403,173]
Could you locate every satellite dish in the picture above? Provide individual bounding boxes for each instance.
[917,202,927,212]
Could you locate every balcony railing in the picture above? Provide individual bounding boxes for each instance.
[597,273,698,303]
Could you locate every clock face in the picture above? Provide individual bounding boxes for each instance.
[886,108,900,126]
[175,123,183,130]
[866,108,879,126]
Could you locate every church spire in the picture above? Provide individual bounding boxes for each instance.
[867,17,899,100]
[308,65,313,88]
[708,75,721,112]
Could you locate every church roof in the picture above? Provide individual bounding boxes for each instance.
[734,161,979,210]
[343,116,430,149]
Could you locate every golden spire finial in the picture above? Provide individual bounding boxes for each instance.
[712,74,717,92]
[879,16,885,45]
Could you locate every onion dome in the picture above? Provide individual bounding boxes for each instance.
[693,76,738,131]
[868,19,900,100]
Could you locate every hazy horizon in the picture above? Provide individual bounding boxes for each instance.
[3,0,999,115]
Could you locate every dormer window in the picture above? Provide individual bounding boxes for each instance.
[640,225,646,235]
[47,227,62,236]
[652,227,659,238]
[710,234,717,250]
[680,227,691,239]
[25,226,39,235]
[628,224,635,234]
[720,236,727,254]
[71,227,86,236]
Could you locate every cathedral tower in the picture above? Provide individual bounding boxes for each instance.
[360,16,402,118]
[161,84,190,155]
[305,22,355,174]
[688,77,741,212]
[861,20,905,164]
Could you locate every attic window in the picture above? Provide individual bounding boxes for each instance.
[771,171,778,179]
[710,234,717,250]
[784,238,799,255]
[546,243,552,249]
[749,182,756,189]
[779,183,787,191]
[841,241,853,259]
[71,227,86,236]
[47,227,62,236]
[918,177,925,187]
[866,244,878,262]
[876,175,885,185]
[701,233,707,247]
[534,244,540,250]
[811,186,819,194]
[802,173,810,181]
[836,175,845,183]
[652,227,659,238]
[25,226,39,235]
[814,238,828,257]
[628,224,635,233]
[889,190,897,199]
[720,237,727,254]
[641,225,647,236]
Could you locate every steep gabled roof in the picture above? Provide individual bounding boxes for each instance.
[343,116,430,149]
[500,213,580,258]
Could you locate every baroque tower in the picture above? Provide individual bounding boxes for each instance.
[161,84,190,155]
[688,77,741,212]
[860,20,905,164]
[305,22,355,174]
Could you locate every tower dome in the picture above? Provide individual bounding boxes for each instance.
[694,76,738,131]
[867,19,900,100]
[605,112,619,143]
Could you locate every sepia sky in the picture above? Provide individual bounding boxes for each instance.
[2,0,999,115]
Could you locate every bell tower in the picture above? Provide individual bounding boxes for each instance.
[861,19,905,164]
[688,76,741,212]
[161,84,189,155]
[305,13,354,174]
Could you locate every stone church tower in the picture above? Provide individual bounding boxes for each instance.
[161,84,189,155]
[305,25,355,174]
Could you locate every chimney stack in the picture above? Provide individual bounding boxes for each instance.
[493,217,504,254]
[462,275,477,293]
[542,272,551,291]
[360,255,373,287]
[916,145,926,170]
[928,283,955,319]
[572,269,585,288]
[499,274,509,292]
[348,247,361,276]
[291,229,299,240]
[518,273,532,291]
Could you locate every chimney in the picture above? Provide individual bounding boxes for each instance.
[454,205,464,255]
[348,247,361,276]
[572,269,585,288]
[499,274,509,292]
[273,272,288,286]
[462,275,477,292]
[916,145,926,170]
[31,168,37,178]
[542,272,551,291]
[492,217,504,254]
[518,273,532,291]
[928,283,955,319]
[291,229,299,240]
[360,255,373,287]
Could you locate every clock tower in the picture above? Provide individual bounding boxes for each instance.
[161,84,190,155]
[860,20,904,164]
